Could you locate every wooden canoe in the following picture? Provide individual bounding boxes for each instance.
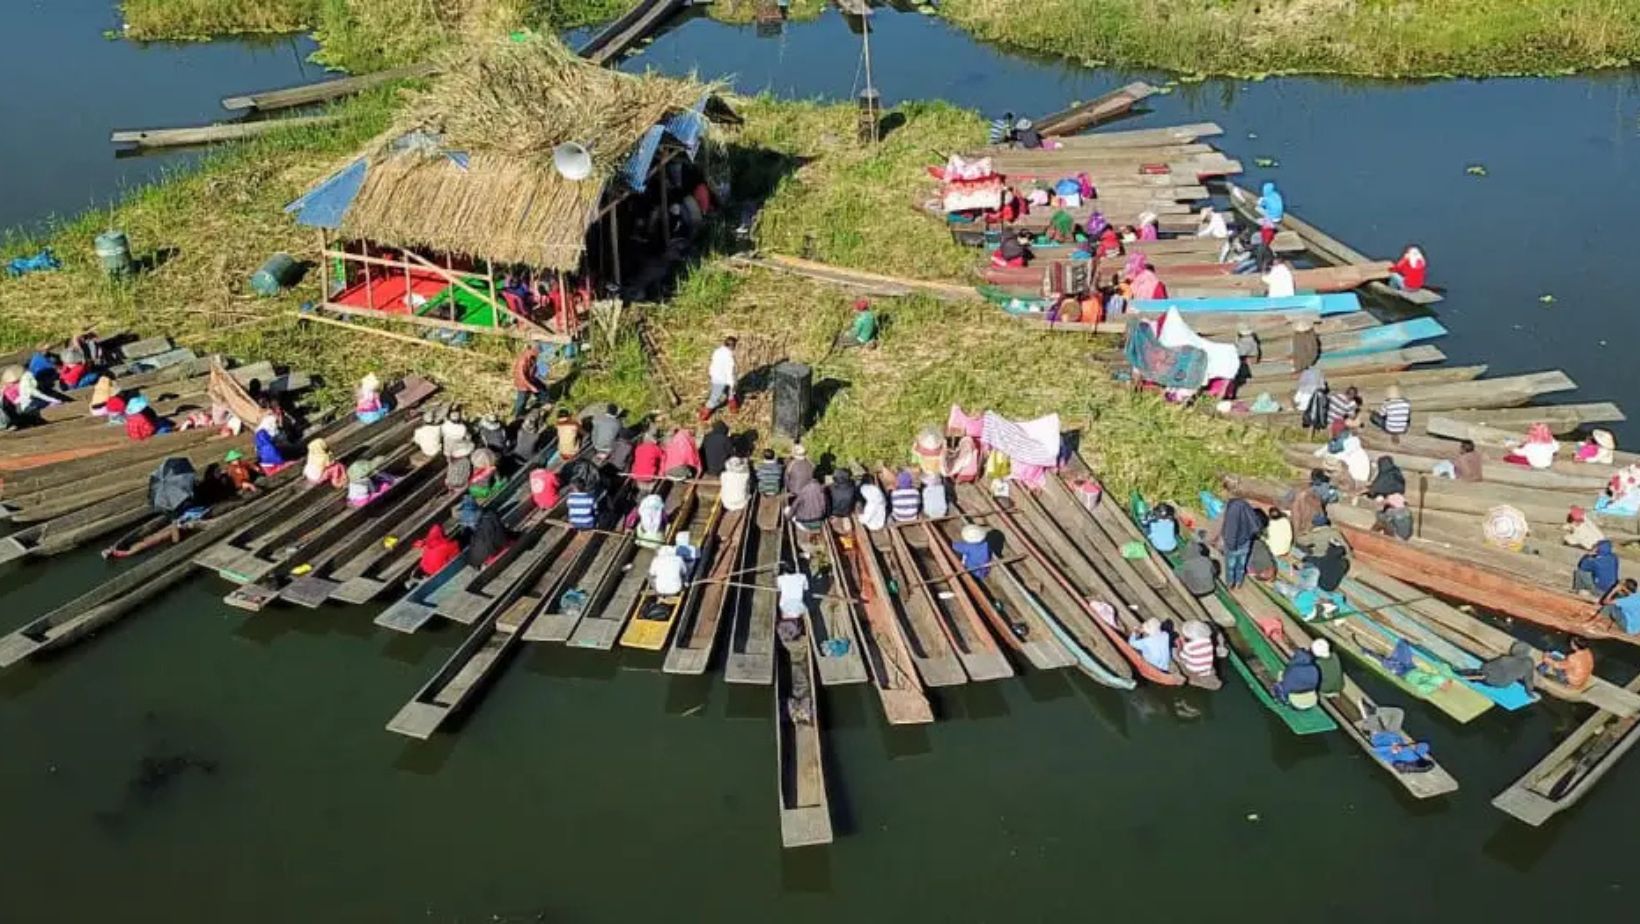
[282,477,458,608]
[1021,121,1222,149]
[861,513,968,688]
[773,514,833,848]
[725,495,783,685]
[1349,428,1612,492]
[888,515,1014,682]
[826,521,934,723]
[1254,364,1486,395]
[385,523,576,740]
[1033,81,1160,137]
[1491,674,1640,825]
[564,484,669,650]
[1426,415,1640,464]
[782,518,869,684]
[1436,403,1626,435]
[661,501,752,674]
[928,512,1075,671]
[1244,345,1447,380]
[621,486,720,651]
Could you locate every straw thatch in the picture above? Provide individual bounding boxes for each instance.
[330,31,722,269]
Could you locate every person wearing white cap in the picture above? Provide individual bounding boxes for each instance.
[1263,258,1297,299]
[950,523,992,579]
[1312,637,1344,697]
[1234,324,1261,364]
[648,545,688,598]
[721,456,751,511]
[1176,619,1221,685]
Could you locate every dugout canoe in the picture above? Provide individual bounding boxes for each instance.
[774,517,833,849]
[574,483,685,650]
[1254,364,1486,396]
[1244,345,1448,381]
[888,513,1014,682]
[1022,121,1222,149]
[385,522,576,740]
[861,512,969,688]
[662,500,752,673]
[1424,416,1640,473]
[929,512,1076,671]
[829,521,935,723]
[1032,81,1160,137]
[1492,673,1640,825]
[725,495,784,685]
[979,485,1183,685]
[282,476,455,608]
[622,486,719,651]
[980,261,1388,297]
[1349,427,1616,493]
[787,519,870,684]
[1132,292,1361,316]
[1251,317,1448,364]
[1231,582,1460,798]
[1437,403,1626,435]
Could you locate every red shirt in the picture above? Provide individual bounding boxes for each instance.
[125,412,156,441]
[1391,254,1426,290]
[415,526,460,576]
[631,442,663,482]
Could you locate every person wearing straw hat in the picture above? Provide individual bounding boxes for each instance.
[1370,384,1413,444]
[1288,315,1319,372]
[950,524,993,579]
[785,444,815,494]
[1576,429,1616,465]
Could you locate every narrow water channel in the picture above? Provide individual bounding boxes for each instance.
[0,6,1636,922]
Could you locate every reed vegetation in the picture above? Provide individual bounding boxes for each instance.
[939,0,1640,77]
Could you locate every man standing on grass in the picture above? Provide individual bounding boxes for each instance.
[512,342,547,421]
[701,336,738,421]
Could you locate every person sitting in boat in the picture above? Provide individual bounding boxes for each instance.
[1263,258,1297,299]
[1598,577,1640,633]
[1247,533,1278,581]
[1310,638,1344,698]
[826,468,860,519]
[787,477,829,546]
[119,395,163,441]
[753,448,784,496]
[1288,318,1320,374]
[1302,537,1352,593]
[1265,507,1293,558]
[467,447,500,501]
[1129,618,1173,672]
[465,507,508,567]
[1562,506,1605,551]
[921,473,949,520]
[1232,325,1262,368]
[1503,422,1559,469]
[858,476,888,531]
[2,364,60,417]
[1314,431,1371,493]
[661,427,702,480]
[354,373,388,424]
[222,449,260,495]
[987,110,1017,146]
[1323,386,1360,438]
[1012,117,1042,150]
[1459,641,1537,690]
[1094,223,1122,261]
[89,374,118,417]
[1365,456,1407,500]
[1272,648,1321,710]
[345,457,396,508]
[700,420,732,477]
[440,407,470,457]
[990,230,1034,269]
[1045,210,1078,244]
[1175,536,1217,597]
[1433,439,1484,482]
[1129,262,1167,301]
[411,408,443,463]
[950,524,993,579]
[776,559,810,621]
[1388,245,1427,292]
[1143,503,1180,553]
[566,477,601,530]
[1256,181,1286,224]
[1537,637,1594,689]
[477,414,510,457]
[888,470,922,523]
[1369,385,1412,444]
[1284,472,1331,538]
[530,467,561,511]
[1574,539,1620,598]
[1196,206,1229,239]
[1176,619,1222,686]
[1374,493,1414,540]
[303,438,346,487]
[554,408,582,460]
[1575,429,1616,465]
[630,430,664,483]
[58,346,95,390]
[720,456,752,512]
[635,492,668,549]
[648,544,689,599]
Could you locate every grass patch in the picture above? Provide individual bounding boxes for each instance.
[706,0,827,25]
[121,0,317,40]
[938,0,1640,77]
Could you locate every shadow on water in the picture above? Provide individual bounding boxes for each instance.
[520,643,619,681]
[665,674,714,716]
[1482,819,1560,874]
[878,721,933,759]
[725,681,770,720]
[393,736,457,776]
[378,628,449,666]
[1067,672,1129,738]
[780,845,833,894]
[937,682,1011,721]
[1018,667,1075,704]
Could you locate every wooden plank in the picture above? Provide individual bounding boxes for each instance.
[726,496,783,685]
[222,63,437,111]
[111,115,339,148]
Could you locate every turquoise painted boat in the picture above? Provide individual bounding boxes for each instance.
[1325,317,1447,358]
[1132,293,1361,316]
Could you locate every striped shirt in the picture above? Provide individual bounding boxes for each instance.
[1327,391,1358,425]
[1378,397,1412,434]
[890,487,921,522]
[1179,637,1215,676]
[754,460,783,495]
[566,491,598,529]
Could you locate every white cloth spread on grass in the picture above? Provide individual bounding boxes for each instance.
[1155,308,1241,383]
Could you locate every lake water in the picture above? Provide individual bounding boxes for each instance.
[2,6,1638,922]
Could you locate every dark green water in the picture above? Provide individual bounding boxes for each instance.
[4,6,1640,922]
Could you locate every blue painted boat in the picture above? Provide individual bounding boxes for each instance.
[1131,293,1361,316]
[1325,317,1447,358]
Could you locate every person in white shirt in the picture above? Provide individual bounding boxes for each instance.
[1196,206,1229,239]
[648,545,688,597]
[776,560,809,619]
[720,455,751,511]
[1262,259,1296,298]
[702,336,738,421]
[858,480,888,531]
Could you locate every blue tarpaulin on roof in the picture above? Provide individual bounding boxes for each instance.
[663,94,712,157]
[285,158,367,230]
[620,125,665,193]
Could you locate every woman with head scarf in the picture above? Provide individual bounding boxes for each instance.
[912,429,944,478]
[413,524,461,579]
[1129,263,1166,301]
[1504,422,1560,469]
[857,477,887,532]
[721,456,751,512]
[304,438,345,486]
[466,508,508,567]
[1388,245,1427,291]
[661,428,702,479]
[1576,429,1616,465]
[467,446,499,500]
[530,468,561,510]
[355,372,388,424]
[1136,211,1159,241]
[254,413,289,470]
[1046,209,1077,244]
[1256,181,1285,224]
[1095,222,1122,260]
[346,456,394,507]
[1366,456,1407,499]
[635,492,667,548]
[922,473,949,519]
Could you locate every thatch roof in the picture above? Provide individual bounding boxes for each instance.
[294,32,725,269]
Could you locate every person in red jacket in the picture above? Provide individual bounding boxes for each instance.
[1389,245,1426,291]
[630,431,664,482]
[124,395,158,441]
[412,524,461,578]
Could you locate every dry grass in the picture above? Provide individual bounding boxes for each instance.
[939,0,1640,77]
[121,0,317,40]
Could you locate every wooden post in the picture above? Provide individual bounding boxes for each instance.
[317,230,329,304]
[610,208,623,288]
[363,240,375,311]
[486,259,499,330]
[444,251,456,323]
[557,270,569,336]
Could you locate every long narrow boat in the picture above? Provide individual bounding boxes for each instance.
[1244,345,1447,380]
[0,427,219,506]
[1349,428,1611,493]
[1436,403,1626,435]
[385,522,576,739]
[1124,492,1335,733]
[774,517,833,849]
[725,494,783,685]
[1251,372,1574,429]
[1250,317,1448,364]
[791,520,870,685]
[828,522,935,722]
[622,485,720,651]
[861,520,968,687]
[928,513,1075,670]
[1491,674,1640,825]
[1229,581,1460,798]
[661,498,752,673]
[1259,563,1495,723]
[572,483,684,650]
[518,484,637,643]
[1032,80,1159,136]
[1350,566,1640,717]
[1426,415,1640,469]
[972,485,1182,685]
[1254,363,1486,394]
[1018,120,1221,149]
[282,474,457,607]
[888,516,1014,682]
[1131,293,1361,316]
[982,262,1389,297]
[953,485,1133,688]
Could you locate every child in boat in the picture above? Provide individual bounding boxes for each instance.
[354,373,388,424]
[345,457,396,508]
[303,438,346,487]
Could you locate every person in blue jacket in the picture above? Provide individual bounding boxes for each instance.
[1256,181,1286,224]
[1574,539,1619,597]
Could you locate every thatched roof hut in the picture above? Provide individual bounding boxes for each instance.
[287,32,734,270]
